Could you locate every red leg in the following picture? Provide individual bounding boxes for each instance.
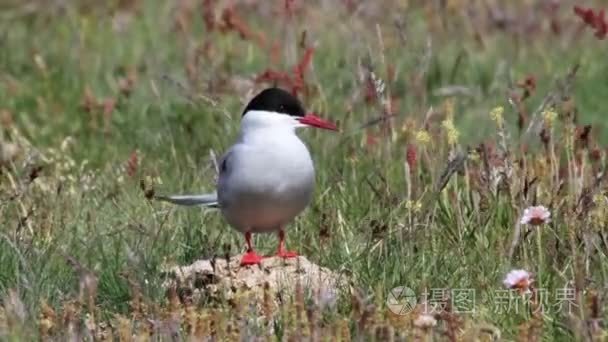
[276,229,298,258]
[240,231,263,266]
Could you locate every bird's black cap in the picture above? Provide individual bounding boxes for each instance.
[242,87,306,117]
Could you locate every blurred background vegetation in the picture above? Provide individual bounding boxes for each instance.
[1,0,608,340]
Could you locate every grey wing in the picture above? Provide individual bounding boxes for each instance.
[155,193,218,207]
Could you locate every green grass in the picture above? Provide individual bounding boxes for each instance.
[2,0,608,340]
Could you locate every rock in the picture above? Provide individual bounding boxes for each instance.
[164,254,346,307]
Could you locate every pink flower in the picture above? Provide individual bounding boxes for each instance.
[414,314,437,329]
[520,206,551,226]
[503,269,533,293]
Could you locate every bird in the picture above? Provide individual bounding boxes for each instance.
[156,87,337,266]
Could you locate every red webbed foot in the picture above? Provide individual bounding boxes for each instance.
[240,231,264,266]
[276,229,298,259]
[240,251,264,266]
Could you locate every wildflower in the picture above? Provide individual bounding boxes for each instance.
[33,54,47,75]
[592,194,606,205]
[60,136,74,152]
[405,200,422,212]
[574,6,608,40]
[441,118,459,145]
[126,150,139,177]
[489,106,504,126]
[520,205,551,226]
[443,98,455,118]
[38,301,56,339]
[406,145,417,169]
[468,149,480,162]
[316,288,338,310]
[145,175,163,186]
[413,314,437,329]
[503,269,533,293]
[415,130,431,145]
[370,72,386,97]
[542,108,558,127]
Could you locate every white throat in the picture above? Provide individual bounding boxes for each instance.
[240,110,301,136]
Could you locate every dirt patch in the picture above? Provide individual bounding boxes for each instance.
[164,254,347,306]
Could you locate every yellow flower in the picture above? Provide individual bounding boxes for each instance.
[444,98,455,118]
[542,108,558,127]
[593,194,606,205]
[415,130,431,145]
[405,200,422,212]
[490,106,504,126]
[441,118,459,145]
[468,149,480,162]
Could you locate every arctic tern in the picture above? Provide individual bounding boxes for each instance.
[157,87,337,266]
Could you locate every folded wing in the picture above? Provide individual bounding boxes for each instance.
[155,193,219,208]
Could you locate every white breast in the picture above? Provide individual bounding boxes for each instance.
[217,128,315,233]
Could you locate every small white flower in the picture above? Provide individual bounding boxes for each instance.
[370,72,386,96]
[414,314,437,329]
[316,287,338,310]
[503,269,533,293]
[520,205,551,226]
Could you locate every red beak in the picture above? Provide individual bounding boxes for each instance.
[297,113,338,131]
